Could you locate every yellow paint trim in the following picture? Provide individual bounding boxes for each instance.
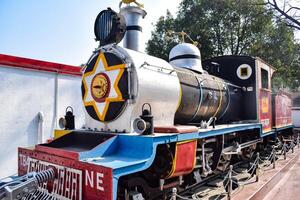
[82,52,126,121]
[84,100,106,121]
[263,128,272,133]
[167,144,178,178]
[54,130,72,139]
[99,53,126,71]
[82,55,99,102]
[261,97,269,113]
[108,68,125,101]
[176,85,182,111]
[83,76,89,101]
[213,81,222,118]
[193,140,198,168]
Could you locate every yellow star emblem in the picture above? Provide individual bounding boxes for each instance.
[82,52,126,121]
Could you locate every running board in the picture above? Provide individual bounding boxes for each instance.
[223,138,263,155]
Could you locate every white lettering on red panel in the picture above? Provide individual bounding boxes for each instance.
[26,157,83,200]
[19,154,108,199]
[85,170,105,191]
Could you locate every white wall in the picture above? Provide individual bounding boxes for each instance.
[0,66,84,179]
[292,108,300,128]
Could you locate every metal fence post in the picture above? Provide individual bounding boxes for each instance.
[272,145,276,169]
[172,188,177,200]
[228,165,233,200]
[297,133,300,149]
[284,144,287,160]
[256,153,260,182]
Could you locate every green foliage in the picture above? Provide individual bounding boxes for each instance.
[250,22,300,90]
[146,0,300,90]
[147,0,274,59]
[146,10,177,61]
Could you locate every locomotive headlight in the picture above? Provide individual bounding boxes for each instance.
[94,8,126,46]
[133,118,147,134]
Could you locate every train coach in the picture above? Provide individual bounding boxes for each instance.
[0,1,294,200]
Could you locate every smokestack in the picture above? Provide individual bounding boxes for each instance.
[120,6,147,52]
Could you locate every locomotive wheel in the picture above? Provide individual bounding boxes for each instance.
[217,154,232,171]
[142,144,174,182]
[240,144,257,160]
[125,186,146,200]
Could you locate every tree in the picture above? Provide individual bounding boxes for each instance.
[146,0,300,90]
[264,0,300,30]
[250,21,300,89]
[146,10,177,61]
[147,0,274,60]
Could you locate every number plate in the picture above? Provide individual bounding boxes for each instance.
[27,157,82,200]
[18,147,113,200]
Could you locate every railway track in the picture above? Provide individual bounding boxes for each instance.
[170,139,299,200]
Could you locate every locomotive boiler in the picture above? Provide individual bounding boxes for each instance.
[0,1,294,200]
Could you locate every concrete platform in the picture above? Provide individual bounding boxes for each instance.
[232,148,300,200]
[263,154,300,200]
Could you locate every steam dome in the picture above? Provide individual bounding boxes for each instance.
[169,43,203,72]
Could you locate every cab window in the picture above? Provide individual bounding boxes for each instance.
[261,68,269,89]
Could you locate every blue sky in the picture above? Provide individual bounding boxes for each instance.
[0,0,181,65]
[0,0,299,66]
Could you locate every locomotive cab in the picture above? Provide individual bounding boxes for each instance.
[203,56,277,133]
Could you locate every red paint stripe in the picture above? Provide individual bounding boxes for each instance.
[35,145,79,160]
[0,54,82,76]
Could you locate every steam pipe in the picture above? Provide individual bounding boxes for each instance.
[120,6,147,52]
